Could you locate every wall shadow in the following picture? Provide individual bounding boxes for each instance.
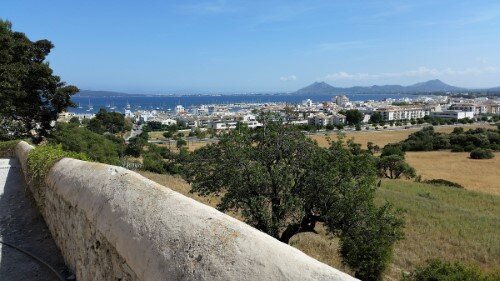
[0,158,71,280]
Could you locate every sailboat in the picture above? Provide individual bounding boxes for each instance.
[86,99,93,112]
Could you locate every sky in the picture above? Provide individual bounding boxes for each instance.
[2,0,500,93]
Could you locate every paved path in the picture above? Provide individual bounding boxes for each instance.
[0,158,71,280]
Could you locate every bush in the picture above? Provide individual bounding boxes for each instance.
[402,259,493,281]
[27,145,89,186]
[381,143,405,158]
[470,149,495,159]
[423,179,464,188]
[0,140,20,157]
[49,123,123,165]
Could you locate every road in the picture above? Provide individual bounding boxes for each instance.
[0,158,71,280]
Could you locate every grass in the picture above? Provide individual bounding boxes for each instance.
[311,123,495,149]
[406,151,500,195]
[138,171,500,280]
[377,180,500,279]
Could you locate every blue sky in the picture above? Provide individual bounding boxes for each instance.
[3,0,500,92]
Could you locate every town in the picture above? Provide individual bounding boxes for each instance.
[59,94,500,135]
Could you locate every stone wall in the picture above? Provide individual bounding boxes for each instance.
[14,141,357,281]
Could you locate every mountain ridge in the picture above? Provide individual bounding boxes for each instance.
[293,79,470,95]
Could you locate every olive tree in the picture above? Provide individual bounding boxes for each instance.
[183,119,404,280]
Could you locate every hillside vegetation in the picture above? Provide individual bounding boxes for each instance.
[139,171,500,280]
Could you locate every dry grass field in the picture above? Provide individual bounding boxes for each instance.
[138,171,500,280]
[406,151,500,195]
[311,123,495,148]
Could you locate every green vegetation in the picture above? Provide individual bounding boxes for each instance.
[369,112,383,124]
[27,145,88,186]
[140,168,500,280]
[470,148,495,159]
[389,126,499,158]
[376,155,416,179]
[422,179,464,189]
[49,123,124,165]
[87,108,131,134]
[0,20,78,141]
[184,118,404,280]
[402,259,500,281]
[376,143,416,179]
[0,140,20,157]
[144,121,181,132]
[343,109,364,125]
[377,181,499,278]
[126,131,149,157]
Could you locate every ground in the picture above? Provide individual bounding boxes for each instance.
[0,158,71,280]
[406,151,500,195]
[138,171,500,281]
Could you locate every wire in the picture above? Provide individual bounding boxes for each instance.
[0,239,66,281]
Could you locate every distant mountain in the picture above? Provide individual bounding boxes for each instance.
[405,79,464,93]
[487,86,500,92]
[293,79,471,95]
[293,81,339,95]
[75,90,133,97]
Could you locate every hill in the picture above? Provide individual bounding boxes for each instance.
[293,79,471,95]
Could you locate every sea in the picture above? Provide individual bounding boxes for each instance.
[70,93,411,114]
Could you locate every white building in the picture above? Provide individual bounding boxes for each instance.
[431,110,474,120]
[308,114,329,126]
[334,95,350,107]
[376,106,428,121]
[160,118,177,126]
[175,105,185,115]
[209,121,237,130]
[242,114,262,129]
[302,99,313,107]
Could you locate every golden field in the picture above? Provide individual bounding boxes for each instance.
[139,171,500,280]
[406,151,500,195]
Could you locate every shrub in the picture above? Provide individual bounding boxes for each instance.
[423,179,464,188]
[401,259,492,281]
[0,140,20,157]
[27,145,89,186]
[470,149,495,159]
[50,123,123,165]
[381,143,405,158]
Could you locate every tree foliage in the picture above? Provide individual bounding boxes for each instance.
[470,148,495,159]
[344,109,365,125]
[183,119,404,279]
[0,20,78,141]
[369,112,383,124]
[376,155,416,179]
[87,108,129,134]
[49,123,123,165]
[400,126,499,152]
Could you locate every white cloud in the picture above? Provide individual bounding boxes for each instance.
[324,66,497,81]
[280,75,297,82]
